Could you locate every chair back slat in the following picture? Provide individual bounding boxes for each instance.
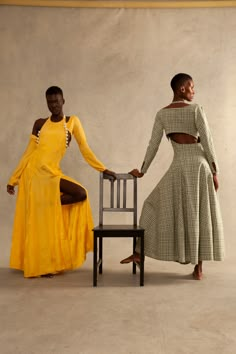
[117,179,120,208]
[123,179,127,208]
[133,177,137,226]
[110,179,115,208]
[99,172,104,225]
[99,172,138,226]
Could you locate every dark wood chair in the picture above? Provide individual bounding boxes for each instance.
[93,172,145,286]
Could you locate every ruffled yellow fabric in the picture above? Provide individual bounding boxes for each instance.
[8,116,106,277]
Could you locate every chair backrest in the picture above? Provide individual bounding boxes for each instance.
[99,172,137,226]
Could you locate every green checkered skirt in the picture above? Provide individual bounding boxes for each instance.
[138,141,224,264]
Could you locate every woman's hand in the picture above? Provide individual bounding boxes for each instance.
[103,169,116,180]
[7,184,15,195]
[128,169,144,178]
[213,174,219,191]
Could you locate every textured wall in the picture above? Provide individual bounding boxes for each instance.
[0,5,235,264]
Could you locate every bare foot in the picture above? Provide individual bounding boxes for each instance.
[41,273,54,278]
[192,265,202,280]
[120,252,141,264]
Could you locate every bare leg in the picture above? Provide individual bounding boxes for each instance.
[60,179,87,205]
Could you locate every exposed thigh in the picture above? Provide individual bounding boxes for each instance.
[60,178,86,196]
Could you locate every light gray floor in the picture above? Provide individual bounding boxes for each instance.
[0,239,235,354]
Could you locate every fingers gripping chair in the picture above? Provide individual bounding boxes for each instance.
[93,172,145,286]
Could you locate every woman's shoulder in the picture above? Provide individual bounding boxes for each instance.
[35,117,48,124]
[157,103,204,117]
[67,115,80,123]
[66,115,83,132]
[67,115,81,123]
[32,117,48,135]
[160,103,200,111]
[191,103,202,110]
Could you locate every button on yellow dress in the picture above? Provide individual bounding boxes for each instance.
[8,115,106,277]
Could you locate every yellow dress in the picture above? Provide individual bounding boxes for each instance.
[8,115,106,277]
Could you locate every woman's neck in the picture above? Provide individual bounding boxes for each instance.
[50,113,64,122]
[172,96,185,103]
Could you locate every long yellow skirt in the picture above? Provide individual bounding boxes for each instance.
[10,167,94,278]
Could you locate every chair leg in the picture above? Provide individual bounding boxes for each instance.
[140,234,144,286]
[99,236,103,274]
[93,234,97,287]
[132,237,136,274]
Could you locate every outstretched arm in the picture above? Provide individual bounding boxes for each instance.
[140,113,163,174]
[129,113,163,178]
[72,116,116,177]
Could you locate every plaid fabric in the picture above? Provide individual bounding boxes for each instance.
[141,104,219,174]
[137,105,224,264]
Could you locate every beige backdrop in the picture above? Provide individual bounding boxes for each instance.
[0,5,235,265]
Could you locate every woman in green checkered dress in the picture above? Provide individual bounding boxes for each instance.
[121,73,224,280]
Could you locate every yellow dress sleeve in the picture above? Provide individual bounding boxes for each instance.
[72,116,106,172]
[8,134,37,186]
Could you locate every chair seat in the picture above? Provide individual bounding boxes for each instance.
[93,224,144,233]
[93,225,144,238]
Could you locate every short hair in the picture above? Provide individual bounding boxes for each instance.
[170,73,192,92]
[45,86,63,97]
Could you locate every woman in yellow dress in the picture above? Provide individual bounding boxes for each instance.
[7,86,115,278]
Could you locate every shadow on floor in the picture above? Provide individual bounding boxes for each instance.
[0,266,195,289]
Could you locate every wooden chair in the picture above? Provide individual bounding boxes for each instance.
[93,172,145,286]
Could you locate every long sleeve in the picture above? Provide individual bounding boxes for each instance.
[141,113,164,174]
[72,116,106,172]
[195,105,219,174]
[8,134,37,186]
